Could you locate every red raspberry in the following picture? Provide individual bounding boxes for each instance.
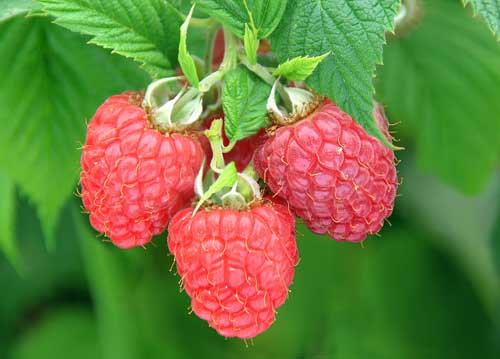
[203,114,266,171]
[254,100,398,242]
[167,202,298,339]
[80,92,205,249]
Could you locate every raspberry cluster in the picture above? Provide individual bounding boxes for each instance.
[80,91,397,339]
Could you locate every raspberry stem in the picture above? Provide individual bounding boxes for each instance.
[239,54,293,112]
[205,118,226,172]
[204,23,220,74]
[198,119,262,209]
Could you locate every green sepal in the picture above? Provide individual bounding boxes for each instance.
[273,53,330,81]
[178,5,200,88]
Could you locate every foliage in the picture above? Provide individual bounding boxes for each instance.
[271,0,400,147]
[377,0,500,193]
[0,0,499,357]
[222,66,271,141]
[463,0,500,39]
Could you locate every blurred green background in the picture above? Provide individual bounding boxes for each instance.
[1,0,499,358]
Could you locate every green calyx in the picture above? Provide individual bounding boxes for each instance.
[143,22,240,132]
[193,119,262,214]
[141,12,328,210]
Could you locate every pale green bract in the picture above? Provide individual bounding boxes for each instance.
[273,53,330,81]
[178,5,200,87]
[194,163,238,213]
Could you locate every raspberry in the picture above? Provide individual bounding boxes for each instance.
[80,92,205,249]
[204,114,266,171]
[167,202,298,339]
[254,100,397,242]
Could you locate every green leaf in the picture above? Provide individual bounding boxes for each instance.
[244,23,259,65]
[0,170,19,269]
[8,308,100,359]
[0,17,149,247]
[377,0,500,193]
[463,0,500,40]
[38,0,183,78]
[273,53,330,81]
[197,0,288,38]
[0,0,40,22]
[194,162,238,212]
[178,5,199,87]
[73,205,208,359]
[74,211,144,359]
[397,154,500,314]
[222,66,271,142]
[271,0,399,147]
[249,223,496,357]
[490,192,500,277]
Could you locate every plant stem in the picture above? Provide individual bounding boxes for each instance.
[239,54,293,112]
[204,24,219,74]
[185,16,216,28]
[197,27,238,93]
[205,119,226,172]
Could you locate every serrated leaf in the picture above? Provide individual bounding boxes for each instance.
[197,0,287,38]
[463,0,500,40]
[377,0,500,193]
[0,170,19,269]
[0,0,40,22]
[178,5,199,87]
[273,53,329,81]
[271,0,399,147]
[38,0,183,78]
[0,17,148,247]
[222,66,271,142]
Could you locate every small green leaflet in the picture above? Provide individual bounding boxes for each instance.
[377,0,500,193]
[0,17,148,247]
[194,163,238,213]
[178,5,199,88]
[0,170,19,269]
[222,66,271,142]
[197,0,287,38]
[463,0,500,40]
[244,23,259,65]
[273,53,330,81]
[271,0,399,148]
[38,0,183,79]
